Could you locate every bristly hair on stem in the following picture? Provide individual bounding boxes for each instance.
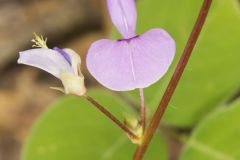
[84,95,140,141]
[133,0,213,159]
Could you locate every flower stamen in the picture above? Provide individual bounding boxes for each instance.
[31,32,48,48]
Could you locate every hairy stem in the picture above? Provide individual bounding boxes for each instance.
[133,0,212,159]
[84,95,139,141]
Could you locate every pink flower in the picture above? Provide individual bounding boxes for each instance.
[87,0,176,91]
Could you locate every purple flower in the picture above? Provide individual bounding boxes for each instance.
[87,0,176,91]
[18,34,86,96]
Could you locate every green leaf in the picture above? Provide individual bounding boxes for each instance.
[118,0,240,127]
[180,99,240,160]
[22,89,167,160]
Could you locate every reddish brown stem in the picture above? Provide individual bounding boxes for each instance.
[139,88,146,132]
[133,0,212,159]
[84,95,139,141]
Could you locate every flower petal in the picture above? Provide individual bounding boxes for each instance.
[107,0,137,39]
[86,29,175,91]
[63,48,82,76]
[87,39,136,91]
[53,47,72,65]
[128,29,176,88]
[18,48,73,78]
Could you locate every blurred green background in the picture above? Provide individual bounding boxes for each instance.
[0,0,239,160]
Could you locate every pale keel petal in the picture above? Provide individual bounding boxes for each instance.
[18,48,73,79]
[107,0,137,39]
[63,48,82,76]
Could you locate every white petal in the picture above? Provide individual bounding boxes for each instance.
[18,48,73,78]
[63,48,81,76]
